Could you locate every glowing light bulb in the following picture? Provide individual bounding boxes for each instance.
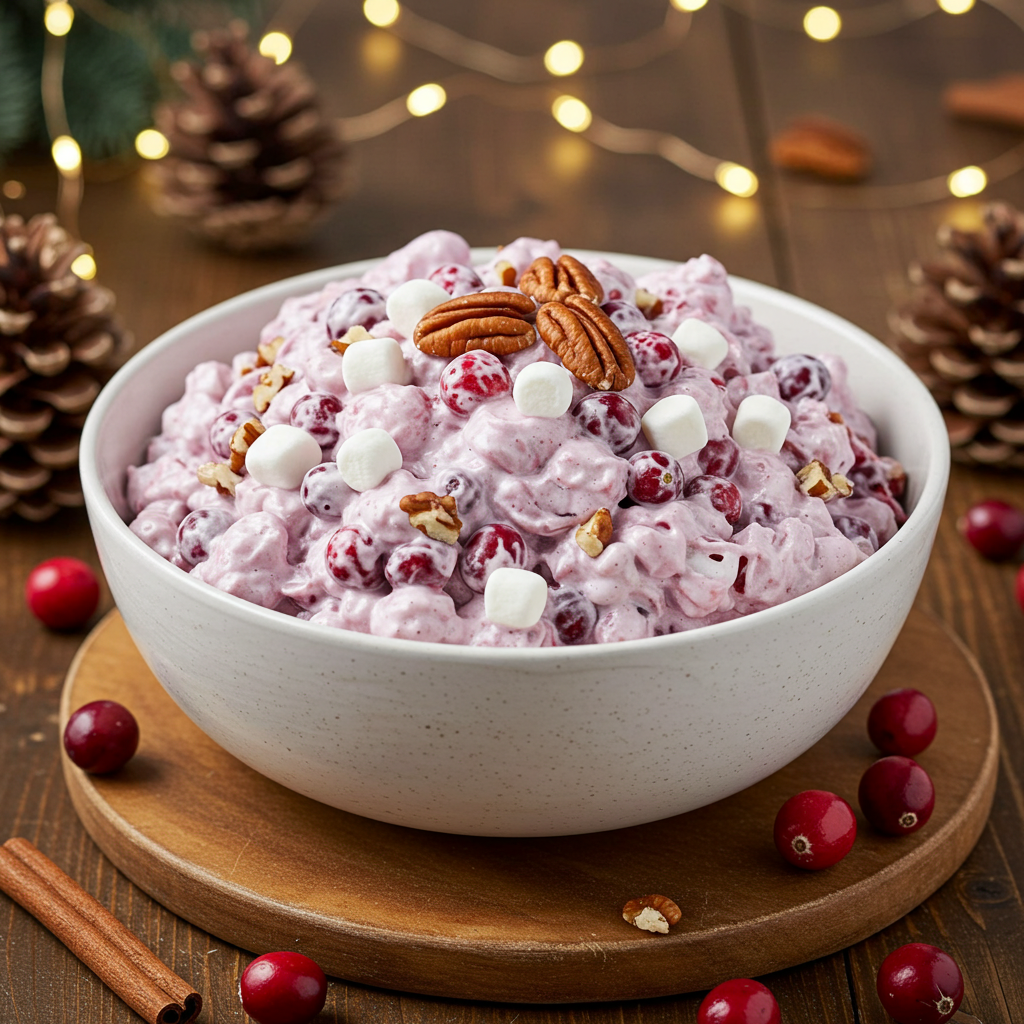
[671,0,709,10]
[714,161,758,197]
[406,83,447,116]
[258,31,292,64]
[364,0,400,27]
[937,0,975,12]
[803,6,842,39]
[552,95,592,133]
[51,135,82,173]
[44,1,74,36]
[948,165,987,198]
[544,40,584,77]
[71,253,96,280]
[134,129,169,160]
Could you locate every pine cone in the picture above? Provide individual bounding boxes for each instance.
[890,202,1024,467]
[0,213,129,521]
[150,21,347,253]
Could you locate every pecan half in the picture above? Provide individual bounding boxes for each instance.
[399,490,463,544]
[622,894,682,934]
[256,335,285,368]
[537,294,635,391]
[229,417,266,473]
[769,116,871,181]
[253,363,295,413]
[330,324,372,356]
[519,255,603,304]
[413,291,537,358]
[796,459,853,502]
[197,461,242,497]
[576,507,613,557]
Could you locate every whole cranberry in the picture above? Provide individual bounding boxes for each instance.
[626,330,683,388]
[209,409,257,460]
[428,262,485,296]
[858,756,935,836]
[385,540,458,589]
[868,688,937,757]
[176,508,235,566]
[459,523,526,592]
[876,943,964,1024]
[239,951,328,1024]
[325,525,385,589]
[25,557,100,630]
[684,475,742,524]
[601,299,648,335]
[550,586,598,645]
[773,789,857,870]
[439,350,512,416]
[573,393,642,455]
[324,287,387,337]
[301,463,350,519]
[697,978,781,1024]
[290,392,343,450]
[772,353,832,401]
[957,498,1024,560]
[63,700,139,774]
[832,513,878,550]
[698,437,740,477]
[436,468,483,515]
[627,450,682,505]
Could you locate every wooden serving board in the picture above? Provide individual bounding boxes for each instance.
[60,608,998,1004]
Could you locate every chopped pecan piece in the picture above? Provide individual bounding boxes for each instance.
[575,507,613,557]
[635,288,663,320]
[229,418,266,473]
[827,411,845,425]
[252,363,295,413]
[519,254,603,304]
[622,894,682,934]
[769,116,872,181]
[256,335,286,367]
[494,260,518,286]
[796,459,853,502]
[399,490,463,544]
[537,294,635,391]
[197,461,242,497]
[330,325,373,356]
[943,72,1024,129]
[413,291,537,358]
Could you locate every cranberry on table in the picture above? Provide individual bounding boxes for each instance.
[459,523,527,592]
[773,789,857,869]
[290,392,343,450]
[627,450,682,505]
[876,943,964,1024]
[63,700,139,774]
[573,393,642,455]
[858,755,935,835]
[438,350,512,415]
[772,353,832,401]
[697,978,781,1024]
[868,688,937,757]
[25,557,100,630]
[957,498,1024,560]
[626,330,684,387]
[239,951,328,1024]
[684,475,742,524]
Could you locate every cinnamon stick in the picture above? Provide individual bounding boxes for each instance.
[0,839,202,1024]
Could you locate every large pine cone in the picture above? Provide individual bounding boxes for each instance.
[0,213,129,521]
[890,202,1024,467]
[150,21,347,253]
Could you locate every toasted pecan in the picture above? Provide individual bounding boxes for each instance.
[399,490,463,544]
[537,294,635,391]
[769,116,871,181]
[519,254,604,304]
[413,291,537,358]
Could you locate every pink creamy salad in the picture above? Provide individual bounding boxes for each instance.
[126,230,906,646]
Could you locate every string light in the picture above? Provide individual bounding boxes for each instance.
[51,135,82,174]
[714,161,759,197]
[70,252,97,279]
[258,31,293,64]
[544,40,584,77]
[937,0,975,12]
[2,181,26,200]
[671,0,709,9]
[551,95,593,132]
[406,83,447,116]
[364,0,401,28]
[803,6,842,39]
[44,1,74,36]
[135,128,169,160]
[948,165,987,197]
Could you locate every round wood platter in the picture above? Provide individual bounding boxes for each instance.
[60,607,998,1004]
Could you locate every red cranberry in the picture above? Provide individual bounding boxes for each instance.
[459,523,526,592]
[428,262,485,296]
[601,299,648,335]
[301,463,350,519]
[868,688,937,757]
[847,459,907,524]
[772,353,832,401]
[773,789,857,870]
[325,525,385,589]
[437,468,483,514]
[239,951,328,1024]
[876,943,964,1024]
[385,539,457,588]
[626,330,683,388]
[858,756,935,835]
[957,498,1024,560]
[209,409,256,459]
[176,507,235,566]
[290,392,343,449]
[698,437,740,477]
[627,450,682,505]
[324,287,387,337]
[439,350,512,416]
[831,513,879,551]
[63,700,139,774]
[550,586,598,645]
[25,557,100,630]
[573,393,642,455]
[697,978,781,1024]
[684,475,742,524]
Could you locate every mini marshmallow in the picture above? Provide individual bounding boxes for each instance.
[512,361,574,418]
[342,336,411,394]
[686,548,741,582]
[245,424,323,490]
[385,279,452,338]
[641,394,708,460]
[336,427,403,491]
[484,567,549,629]
[672,319,730,370]
[732,394,792,453]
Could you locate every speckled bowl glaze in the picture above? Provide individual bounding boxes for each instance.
[81,251,949,837]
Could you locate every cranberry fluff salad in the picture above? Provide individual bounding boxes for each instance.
[126,230,906,647]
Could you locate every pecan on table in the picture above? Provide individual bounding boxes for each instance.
[519,254,604,304]
[537,294,635,391]
[413,291,537,358]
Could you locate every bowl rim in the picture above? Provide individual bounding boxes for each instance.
[81,248,951,666]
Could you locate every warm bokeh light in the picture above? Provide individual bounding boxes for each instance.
[51,135,82,173]
[937,0,975,12]
[70,253,96,280]
[715,195,760,233]
[258,31,292,64]
[552,95,592,132]
[364,0,401,27]
[2,180,26,200]
[548,135,592,179]
[670,0,709,10]
[544,40,585,77]
[406,83,447,116]
[714,161,758,197]
[803,6,842,39]
[44,1,74,36]
[361,29,402,73]
[134,128,170,160]
[948,165,987,198]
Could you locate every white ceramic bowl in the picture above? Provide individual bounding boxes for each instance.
[81,251,949,837]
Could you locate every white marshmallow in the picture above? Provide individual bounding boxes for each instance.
[672,319,730,370]
[641,394,708,460]
[686,548,741,582]
[342,337,411,394]
[732,394,792,453]
[336,427,403,491]
[245,424,323,490]
[385,279,451,338]
[512,362,574,418]
[484,567,548,629]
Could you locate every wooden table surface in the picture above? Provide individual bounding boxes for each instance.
[3,1,1024,1021]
